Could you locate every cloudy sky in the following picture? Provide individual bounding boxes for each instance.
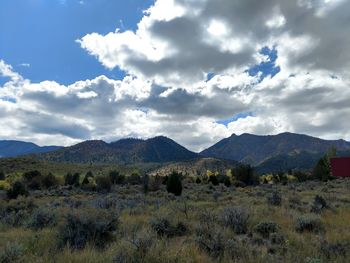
[1,0,350,151]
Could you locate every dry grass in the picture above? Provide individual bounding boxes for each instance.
[1,178,350,262]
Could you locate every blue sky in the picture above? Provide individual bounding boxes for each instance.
[0,0,349,150]
[0,0,153,85]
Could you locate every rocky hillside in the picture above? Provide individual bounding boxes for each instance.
[201,132,350,165]
[37,136,198,164]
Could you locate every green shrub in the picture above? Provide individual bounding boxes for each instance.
[267,191,282,206]
[64,173,80,186]
[23,170,41,182]
[195,226,226,258]
[142,174,149,194]
[293,171,311,182]
[27,208,57,230]
[6,181,28,199]
[96,176,112,192]
[222,206,250,234]
[234,164,258,186]
[295,214,324,233]
[0,242,23,263]
[0,198,36,226]
[150,217,187,238]
[148,175,162,192]
[320,240,349,259]
[42,173,59,189]
[208,175,219,186]
[223,176,231,187]
[109,170,125,185]
[166,171,182,196]
[23,170,44,190]
[126,173,141,185]
[58,210,118,250]
[82,171,94,185]
[27,176,42,190]
[0,171,5,180]
[253,221,279,238]
[311,195,327,213]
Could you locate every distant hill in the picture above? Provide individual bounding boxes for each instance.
[149,157,238,177]
[37,136,198,164]
[0,140,62,158]
[201,132,350,166]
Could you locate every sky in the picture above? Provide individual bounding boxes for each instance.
[1,0,350,152]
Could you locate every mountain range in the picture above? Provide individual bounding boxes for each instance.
[1,132,349,174]
[35,136,198,164]
[0,140,62,158]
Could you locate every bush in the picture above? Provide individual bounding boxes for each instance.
[58,210,118,250]
[148,175,162,192]
[222,206,250,234]
[267,191,282,206]
[64,173,80,187]
[208,175,219,186]
[253,222,279,238]
[23,171,44,190]
[195,226,226,258]
[0,171,5,180]
[27,176,42,190]
[234,164,259,186]
[223,176,231,187]
[166,171,182,196]
[7,181,28,199]
[0,180,10,191]
[320,240,349,259]
[311,195,327,213]
[293,171,311,182]
[0,198,36,226]
[23,170,41,182]
[142,174,149,194]
[27,208,57,230]
[295,214,324,233]
[82,171,94,185]
[195,177,202,184]
[42,173,59,189]
[109,171,125,185]
[126,173,142,185]
[96,176,112,192]
[0,242,23,263]
[150,217,187,238]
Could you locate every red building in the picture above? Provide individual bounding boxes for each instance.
[330,157,350,177]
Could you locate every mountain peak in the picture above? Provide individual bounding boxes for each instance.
[201,132,350,165]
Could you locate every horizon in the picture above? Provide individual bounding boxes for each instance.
[1,0,350,152]
[1,131,349,152]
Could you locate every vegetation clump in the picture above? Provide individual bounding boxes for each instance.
[58,209,118,250]
[96,175,112,192]
[0,242,23,263]
[27,208,57,230]
[222,206,250,234]
[166,171,182,196]
[311,195,328,213]
[253,221,279,238]
[64,172,80,187]
[295,214,324,234]
[6,181,28,199]
[267,191,282,206]
[150,217,187,238]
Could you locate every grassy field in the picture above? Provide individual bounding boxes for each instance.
[1,172,350,263]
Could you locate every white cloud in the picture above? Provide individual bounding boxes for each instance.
[1,0,350,151]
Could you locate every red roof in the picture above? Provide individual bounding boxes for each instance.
[330,157,350,177]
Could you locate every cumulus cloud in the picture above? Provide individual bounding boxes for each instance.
[1,0,350,151]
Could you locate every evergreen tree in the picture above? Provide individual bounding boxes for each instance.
[166,171,182,196]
